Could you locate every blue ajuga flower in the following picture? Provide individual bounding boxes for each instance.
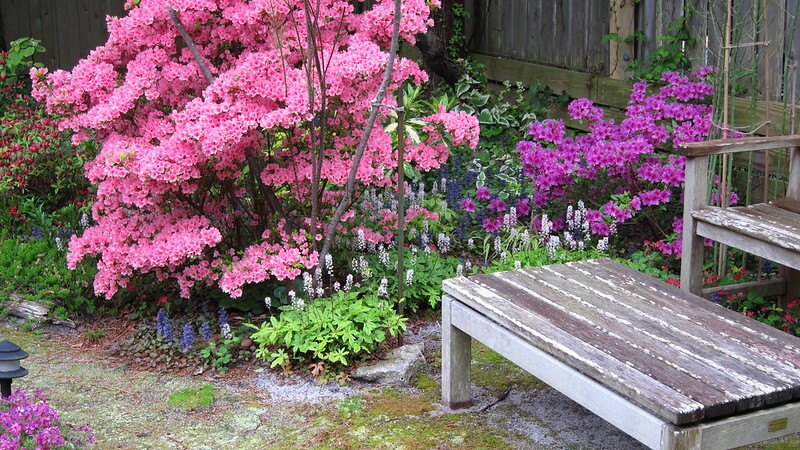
[218,308,229,327]
[200,321,212,342]
[157,308,174,343]
[181,323,195,351]
[30,226,44,240]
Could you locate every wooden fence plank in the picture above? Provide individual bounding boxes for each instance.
[609,0,636,79]
[1,0,32,50]
[56,0,81,70]
[473,53,800,136]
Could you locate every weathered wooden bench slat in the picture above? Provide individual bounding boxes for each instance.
[525,265,800,407]
[444,259,800,423]
[481,270,741,418]
[443,275,707,425]
[587,262,800,377]
[442,259,800,448]
[691,206,800,253]
[772,197,800,215]
[750,203,800,222]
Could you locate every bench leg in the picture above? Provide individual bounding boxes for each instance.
[441,294,472,409]
[787,268,800,305]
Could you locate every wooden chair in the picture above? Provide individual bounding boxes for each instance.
[679,135,800,301]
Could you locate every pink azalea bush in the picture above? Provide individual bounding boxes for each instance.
[32,0,478,299]
[511,67,715,253]
[0,389,95,449]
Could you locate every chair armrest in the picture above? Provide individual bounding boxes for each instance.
[678,135,800,157]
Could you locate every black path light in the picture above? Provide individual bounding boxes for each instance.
[0,340,29,398]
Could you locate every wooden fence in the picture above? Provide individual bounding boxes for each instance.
[464,0,800,134]
[463,0,799,200]
[0,0,126,71]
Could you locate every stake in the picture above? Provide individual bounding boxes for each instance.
[396,86,406,347]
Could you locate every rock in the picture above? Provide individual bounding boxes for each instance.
[6,294,75,328]
[351,343,426,386]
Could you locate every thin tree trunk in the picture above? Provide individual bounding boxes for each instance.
[319,0,404,271]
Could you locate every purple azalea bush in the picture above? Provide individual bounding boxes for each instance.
[0,389,94,449]
[504,67,714,254]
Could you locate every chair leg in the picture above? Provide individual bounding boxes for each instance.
[441,295,472,409]
[786,268,800,306]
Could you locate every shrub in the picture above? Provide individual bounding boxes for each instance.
[249,290,406,370]
[0,389,95,449]
[0,233,97,317]
[0,38,95,214]
[507,68,713,250]
[33,0,479,304]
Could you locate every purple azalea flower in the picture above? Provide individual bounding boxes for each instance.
[461,198,476,212]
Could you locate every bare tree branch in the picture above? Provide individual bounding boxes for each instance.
[168,7,215,85]
[319,0,403,269]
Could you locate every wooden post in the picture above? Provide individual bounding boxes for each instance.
[786,145,800,301]
[396,86,406,347]
[680,155,710,296]
[609,0,635,79]
[441,295,472,409]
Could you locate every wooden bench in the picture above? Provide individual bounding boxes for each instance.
[441,258,800,449]
[679,135,800,300]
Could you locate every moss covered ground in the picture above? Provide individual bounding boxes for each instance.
[2,322,799,449]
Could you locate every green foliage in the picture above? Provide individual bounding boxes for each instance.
[618,245,679,284]
[198,333,249,374]
[486,247,608,273]
[455,76,554,142]
[0,38,46,95]
[625,16,695,82]
[0,234,97,317]
[248,290,407,371]
[85,329,104,340]
[448,3,468,58]
[364,247,461,312]
[168,384,215,411]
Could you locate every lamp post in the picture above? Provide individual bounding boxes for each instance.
[0,340,28,398]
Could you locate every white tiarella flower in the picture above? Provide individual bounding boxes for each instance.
[303,271,313,298]
[597,237,609,253]
[325,253,333,277]
[547,235,561,259]
[378,277,388,297]
[220,323,232,340]
[456,264,464,277]
[406,268,414,285]
[378,245,390,266]
[514,260,522,270]
[344,274,354,291]
[437,233,451,253]
[355,229,366,251]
